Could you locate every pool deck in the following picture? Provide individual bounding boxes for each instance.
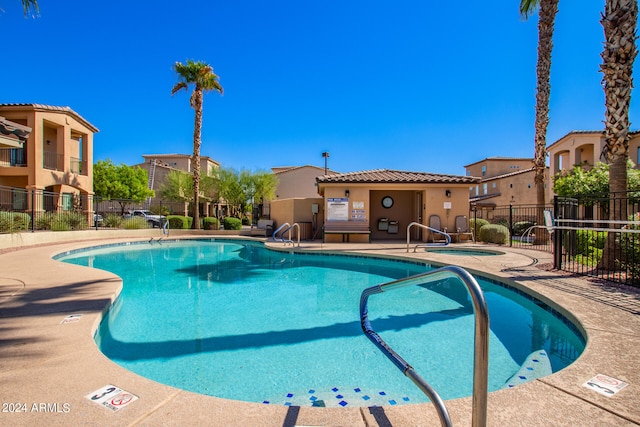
[1,231,639,426]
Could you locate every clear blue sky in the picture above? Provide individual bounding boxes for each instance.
[2,1,637,175]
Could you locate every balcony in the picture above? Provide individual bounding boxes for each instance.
[70,157,86,175]
[0,148,27,167]
[43,150,63,171]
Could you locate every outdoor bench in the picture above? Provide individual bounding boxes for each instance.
[323,221,371,242]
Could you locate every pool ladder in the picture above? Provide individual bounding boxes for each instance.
[406,222,451,252]
[271,222,300,247]
[360,265,489,427]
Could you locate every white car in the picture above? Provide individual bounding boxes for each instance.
[126,210,166,228]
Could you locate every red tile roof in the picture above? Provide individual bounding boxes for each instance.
[317,169,478,184]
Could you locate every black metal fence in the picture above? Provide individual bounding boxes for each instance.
[552,193,640,287]
[470,203,554,253]
[0,185,191,233]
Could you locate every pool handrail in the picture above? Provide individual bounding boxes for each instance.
[271,223,290,242]
[406,222,451,252]
[281,223,300,247]
[360,265,489,427]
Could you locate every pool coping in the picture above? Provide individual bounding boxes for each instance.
[1,232,639,426]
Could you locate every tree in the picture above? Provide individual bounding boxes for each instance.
[240,169,279,222]
[159,170,193,204]
[93,160,154,214]
[599,0,638,269]
[171,60,223,230]
[215,167,245,218]
[553,161,640,198]
[521,0,559,242]
[21,0,38,16]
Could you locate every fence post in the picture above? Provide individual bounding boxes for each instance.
[509,203,513,247]
[30,189,35,232]
[553,196,562,269]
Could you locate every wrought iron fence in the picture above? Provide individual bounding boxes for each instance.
[553,193,640,287]
[470,203,554,253]
[0,185,189,233]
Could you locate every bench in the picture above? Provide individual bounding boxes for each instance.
[323,221,371,243]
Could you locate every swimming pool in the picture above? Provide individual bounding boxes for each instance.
[57,239,585,408]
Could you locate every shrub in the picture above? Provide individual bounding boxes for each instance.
[621,213,640,283]
[167,215,190,229]
[223,217,242,230]
[35,212,87,231]
[479,224,510,245]
[122,217,149,229]
[513,221,535,236]
[103,213,124,228]
[203,217,220,230]
[0,212,31,233]
[470,219,489,241]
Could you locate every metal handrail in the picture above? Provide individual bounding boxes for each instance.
[406,222,451,252]
[360,265,489,427]
[271,223,290,242]
[281,223,300,247]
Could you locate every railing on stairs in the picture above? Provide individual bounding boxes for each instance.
[360,265,489,427]
[406,222,451,252]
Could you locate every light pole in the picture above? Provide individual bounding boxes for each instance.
[322,151,330,175]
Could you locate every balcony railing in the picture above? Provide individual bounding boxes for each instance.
[0,148,27,167]
[70,157,86,175]
[43,150,63,171]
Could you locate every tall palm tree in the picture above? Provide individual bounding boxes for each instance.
[521,0,559,243]
[171,60,223,229]
[599,0,638,269]
[21,0,38,15]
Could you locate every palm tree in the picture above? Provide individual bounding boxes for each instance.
[171,60,223,229]
[599,0,638,270]
[521,0,559,243]
[21,0,38,14]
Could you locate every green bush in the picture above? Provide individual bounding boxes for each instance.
[167,215,190,229]
[470,219,489,241]
[223,217,242,230]
[479,224,510,244]
[35,212,87,231]
[203,217,220,230]
[513,221,535,236]
[576,230,606,255]
[621,213,640,283]
[0,212,31,233]
[122,217,149,229]
[103,213,124,228]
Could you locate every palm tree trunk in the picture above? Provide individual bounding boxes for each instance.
[598,0,638,270]
[533,0,558,244]
[192,88,204,230]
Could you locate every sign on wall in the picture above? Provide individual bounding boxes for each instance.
[327,198,349,221]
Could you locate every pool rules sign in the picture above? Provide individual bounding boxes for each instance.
[86,385,138,411]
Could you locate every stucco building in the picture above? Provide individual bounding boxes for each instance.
[0,104,98,217]
[315,169,478,243]
[546,130,640,178]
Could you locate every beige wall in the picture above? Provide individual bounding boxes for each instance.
[465,158,533,178]
[274,166,325,199]
[269,197,324,240]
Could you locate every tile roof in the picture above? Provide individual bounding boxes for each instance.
[0,103,99,132]
[475,167,537,182]
[316,169,478,184]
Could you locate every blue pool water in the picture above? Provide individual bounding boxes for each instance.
[57,239,585,408]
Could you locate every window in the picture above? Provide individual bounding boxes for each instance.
[12,190,27,210]
[62,193,74,211]
[483,183,488,194]
[492,183,496,188]
[475,185,479,196]
[481,165,486,176]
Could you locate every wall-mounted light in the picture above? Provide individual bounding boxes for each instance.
[445,190,451,198]
[46,140,51,145]
[345,189,350,198]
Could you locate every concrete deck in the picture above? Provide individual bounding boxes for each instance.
[1,231,639,426]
